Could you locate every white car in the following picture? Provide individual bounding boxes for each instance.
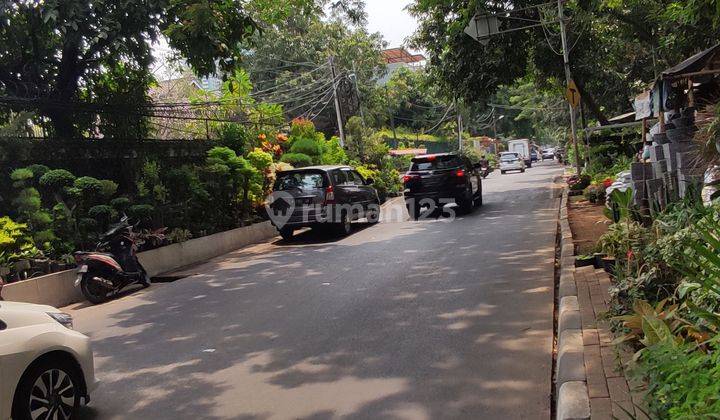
[0,301,97,420]
[499,152,526,174]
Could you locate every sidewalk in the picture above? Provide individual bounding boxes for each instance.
[574,266,648,419]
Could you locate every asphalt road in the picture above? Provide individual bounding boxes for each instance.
[69,160,564,420]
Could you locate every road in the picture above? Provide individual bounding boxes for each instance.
[70,161,564,420]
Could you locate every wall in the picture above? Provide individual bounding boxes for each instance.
[1,221,278,308]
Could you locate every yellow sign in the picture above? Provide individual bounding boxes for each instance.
[565,80,580,108]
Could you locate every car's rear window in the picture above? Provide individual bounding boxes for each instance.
[500,154,519,161]
[274,171,326,190]
[410,155,462,171]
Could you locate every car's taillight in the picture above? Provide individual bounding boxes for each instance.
[455,169,465,177]
[403,174,419,184]
[324,185,335,204]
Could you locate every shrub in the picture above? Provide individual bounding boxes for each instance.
[634,340,720,418]
[583,184,606,203]
[10,168,34,188]
[88,205,118,223]
[73,176,104,197]
[281,152,313,167]
[110,197,131,213]
[289,137,322,157]
[568,174,591,191]
[128,204,155,224]
[99,179,118,199]
[39,169,76,191]
[0,216,38,264]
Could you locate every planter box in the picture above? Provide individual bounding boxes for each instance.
[1,221,278,307]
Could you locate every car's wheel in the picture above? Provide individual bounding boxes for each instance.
[12,357,82,420]
[80,273,111,304]
[366,202,381,224]
[458,190,474,214]
[279,226,294,241]
[334,211,352,236]
[501,170,506,174]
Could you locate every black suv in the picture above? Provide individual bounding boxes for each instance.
[403,153,483,220]
[268,165,380,240]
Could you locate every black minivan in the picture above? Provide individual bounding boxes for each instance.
[267,165,381,240]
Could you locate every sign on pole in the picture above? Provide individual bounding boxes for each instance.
[565,79,580,108]
[464,15,499,46]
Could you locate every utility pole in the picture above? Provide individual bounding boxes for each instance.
[351,61,366,127]
[558,0,582,175]
[385,85,397,145]
[329,56,346,147]
[455,97,463,151]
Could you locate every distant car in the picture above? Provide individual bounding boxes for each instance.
[1,301,97,420]
[402,153,483,220]
[268,166,380,240]
[530,150,539,162]
[499,152,526,174]
[541,149,555,160]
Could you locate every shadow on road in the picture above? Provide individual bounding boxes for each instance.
[72,175,562,419]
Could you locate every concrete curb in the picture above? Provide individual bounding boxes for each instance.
[1,221,278,307]
[555,187,590,420]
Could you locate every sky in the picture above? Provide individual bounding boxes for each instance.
[364,0,418,49]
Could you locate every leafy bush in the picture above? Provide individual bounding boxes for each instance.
[0,216,38,265]
[39,169,76,191]
[289,137,322,157]
[110,197,131,213]
[634,340,720,418]
[583,184,606,203]
[568,174,591,191]
[128,204,155,224]
[281,152,313,167]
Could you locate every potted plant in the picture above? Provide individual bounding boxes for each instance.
[575,254,595,267]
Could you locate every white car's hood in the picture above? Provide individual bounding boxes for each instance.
[0,300,59,313]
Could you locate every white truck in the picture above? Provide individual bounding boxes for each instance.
[507,139,532,168]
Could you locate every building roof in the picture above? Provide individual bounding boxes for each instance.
[381,48,426,64]
[661,43,720,79]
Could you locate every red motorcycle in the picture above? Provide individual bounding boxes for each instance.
[74,216,151,304]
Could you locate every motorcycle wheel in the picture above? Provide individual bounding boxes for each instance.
[81,273,112,304]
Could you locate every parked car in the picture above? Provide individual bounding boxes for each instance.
[1,301,97,420]
[267,166,380,240]
[530,150,538,162]
[541,149,555,160]
[402,153,483,220]
[499,152,526,174]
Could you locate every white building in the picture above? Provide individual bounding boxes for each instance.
[377,48,426,85]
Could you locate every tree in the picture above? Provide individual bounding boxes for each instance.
[0,0,286,137]
[239,5,386,134]
[409,0,720,122]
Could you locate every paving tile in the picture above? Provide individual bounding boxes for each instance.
[583,328,599,346]
[600,345,621,378]
[597,322,614,347]
[590,397,613,420]
[611,397,636,420]
[584,344,609,398]
[607,376,632,402]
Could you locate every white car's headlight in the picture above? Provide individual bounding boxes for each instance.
[48,312,74,329]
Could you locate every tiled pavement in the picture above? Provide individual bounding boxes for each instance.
[574,266,649,420]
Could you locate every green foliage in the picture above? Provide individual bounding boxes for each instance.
[634,339,720,419]
[289,137,322,157]
[281,152,313,167]
[10,168,34,189]
[128,204,155,224]
[321,136,348,165]
[39,169,76,192]
[110,197,132,213]
[0,0,277,136]
[0,217,39,265]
